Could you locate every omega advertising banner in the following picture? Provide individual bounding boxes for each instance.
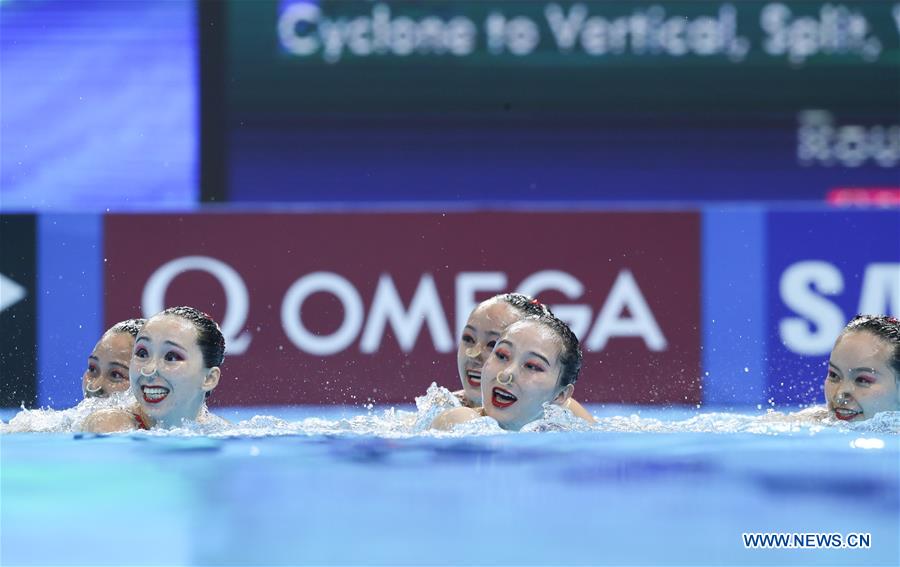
[104,212,700,405]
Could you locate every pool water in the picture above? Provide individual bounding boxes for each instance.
[2,404,898,566]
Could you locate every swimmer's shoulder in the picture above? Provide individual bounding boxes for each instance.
[432,406,482,430]
[566,398,596,423]
[81,408,141,433]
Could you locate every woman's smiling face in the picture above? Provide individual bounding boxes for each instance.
[480,319,568,430]
[825,331,900,421]
[456,300,521,405]
[130,315,216,427]
[82,332,134,398]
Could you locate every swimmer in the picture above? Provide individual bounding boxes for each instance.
[454,293,594,422]
[82,306,225,432]
[825,314,900,422]
[434,312,584,431]
[82,319,145,398]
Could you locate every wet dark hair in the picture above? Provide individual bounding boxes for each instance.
[106,318,146,338]
[158,307,225,401]
[494,292,550,318]
[514,313,583,388]
[839,314,900,379]
[158,306,226,368]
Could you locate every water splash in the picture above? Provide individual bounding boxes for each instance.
[587,408,900,435]
[523,403,597,433]
[412,382,461,431]
[1,390,137,433]
[2,384,898,437]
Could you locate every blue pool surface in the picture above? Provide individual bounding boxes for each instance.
[2,404,898,566]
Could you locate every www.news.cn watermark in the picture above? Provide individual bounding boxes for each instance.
[743,533,872,549]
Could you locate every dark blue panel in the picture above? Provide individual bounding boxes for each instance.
[766,210,900,405]
[229,114,899,203]
[0,215,38,407]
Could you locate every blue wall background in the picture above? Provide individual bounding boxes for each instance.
[765,211,900,404]
[0,0,197,212]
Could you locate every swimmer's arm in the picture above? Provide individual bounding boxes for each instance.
[566,398,596,423]
[451,389,473,408]
[81,409,139,433]
[431,407,480,431]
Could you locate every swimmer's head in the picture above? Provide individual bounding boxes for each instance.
[107,318,146,339]
[158,306,226,369]
[825,315,900,422]
[457,294,549,405]
[480,313,583,431]
[130,307,225,427]
[82,318,146,399]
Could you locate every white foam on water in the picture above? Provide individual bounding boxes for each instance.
[2,382,898,437]
[1,390,137,433]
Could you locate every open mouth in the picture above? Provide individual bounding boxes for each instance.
[142,385,170,404]
[466,370,481,388]
[491,387,517,408]
[833,407,862,421]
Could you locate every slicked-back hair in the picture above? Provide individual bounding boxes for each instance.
[840,314,900,379]
[513,313,583,388]
[494,293,549,318]
[107,318,146,338]
[158,306,226,368]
